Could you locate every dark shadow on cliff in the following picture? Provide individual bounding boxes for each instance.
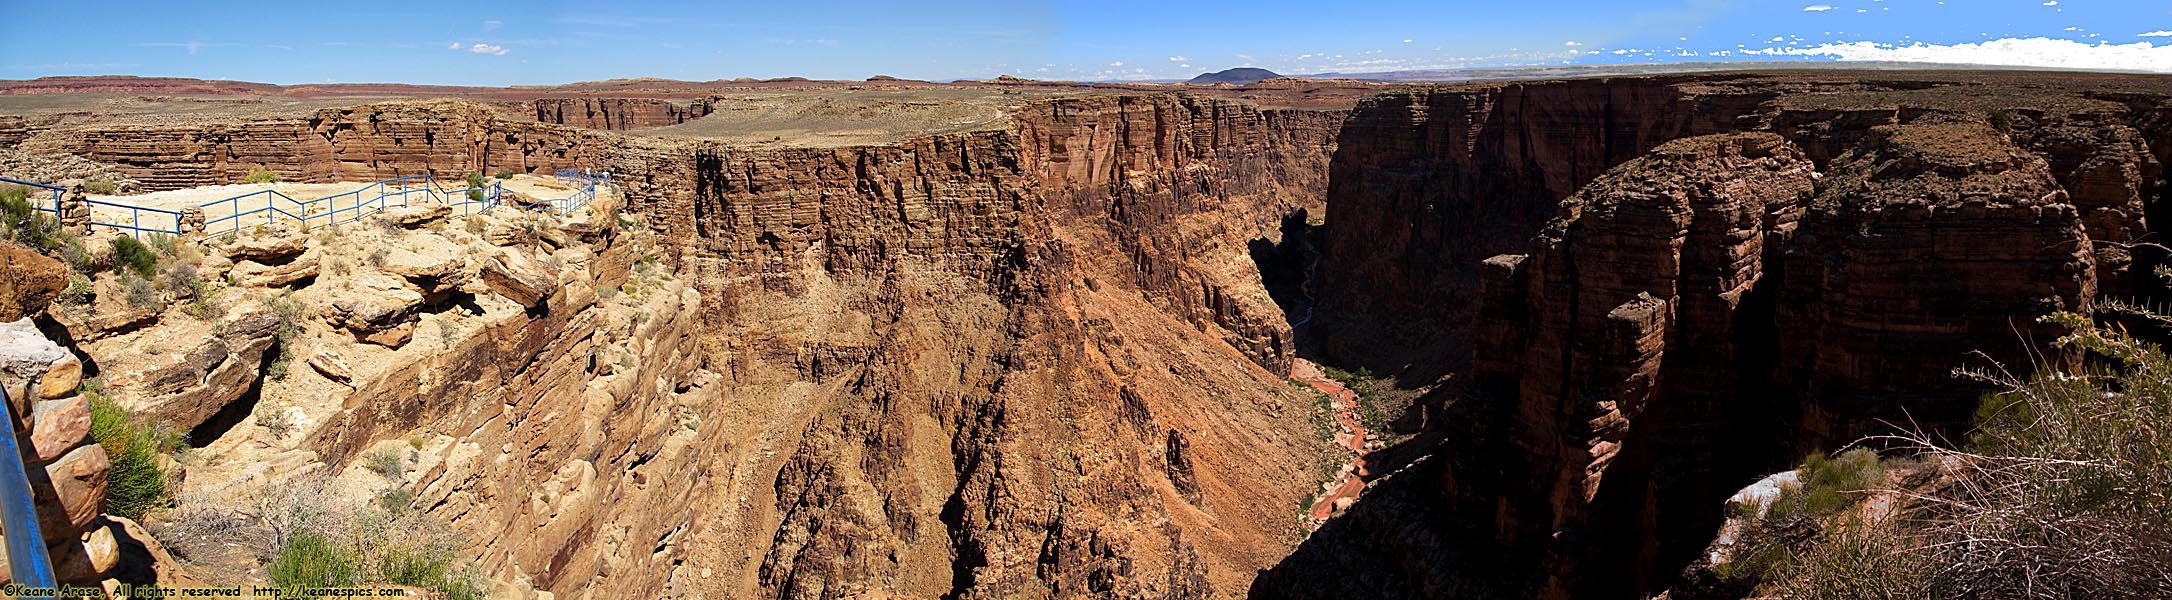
[1249,208,1322,336]
[1248,455,1507,599]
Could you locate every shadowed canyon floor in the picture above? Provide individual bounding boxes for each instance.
[0,69,2168,598]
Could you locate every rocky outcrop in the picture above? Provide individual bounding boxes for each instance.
[0,243,67,322]
[531,97,711,130]
[1463,133,1816,598]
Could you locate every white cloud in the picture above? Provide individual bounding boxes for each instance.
[2041,0,2056,5]
[2141,30,2172,37]
[1402,38,1413,43]
[1565,41,1583,47]
[1167,55,1188,61]
[448,42,464,50]
[468,43,509,55]
[1108,61,1123,66]
[1802,4,1833,11]
[1745,38,2172,72]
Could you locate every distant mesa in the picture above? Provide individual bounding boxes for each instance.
[1186,68,1282,85]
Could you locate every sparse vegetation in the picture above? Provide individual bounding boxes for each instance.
[59,277,94,305]
[367,246,390,268]
[268,531,356,589]
[494,170,516,179]
[244,167,280,184]
[82,175,118,195]
[1731,302,2172,599]
[364,447,405,481]
[262,294,303,380]
[88,391,178,521]
[256,409,294,440]
[463,215,484,235]
[110,236,158,278]
[0,184,65,252]
[121,273,158,310]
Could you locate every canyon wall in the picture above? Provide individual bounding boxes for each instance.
[1274,73,2171,599]
[531,97,713,130]
[532,92,1350,598]
[22,101,604,189]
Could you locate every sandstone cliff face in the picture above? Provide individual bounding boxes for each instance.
[1774,123,2095,450]
[1282,73,2172,599]
[1465,133,1816,598]
[1014,93,1344,373]
[531,97,712,130]
[25,101,602,190]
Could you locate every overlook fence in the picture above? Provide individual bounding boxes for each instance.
[0,170,608,241]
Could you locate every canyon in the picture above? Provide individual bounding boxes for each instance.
[0,69,2167,598]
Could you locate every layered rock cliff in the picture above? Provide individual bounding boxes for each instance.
[20,101,604,190]
[531,97,713,130]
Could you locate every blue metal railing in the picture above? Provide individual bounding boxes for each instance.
[0,177,66,214]
[0,383,55,588]
[86,198,183,238]
[200,174,455,234]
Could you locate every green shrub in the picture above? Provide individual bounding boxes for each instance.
[58,237,92,274]
[244,167,280,185]
[142,232,180,258]
[59,278,93,305]
[0,185,62,251]
[1797,447,1882,515]
[262,295,302,380]
[494,170,516,179]
[364,447,404,480]
[110,236,157,278]
[267,532,356,589]
[87,393,171,521]
[82,176,118,195]
[121,274,158,310]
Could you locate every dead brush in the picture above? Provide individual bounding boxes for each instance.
[1763,301,2172,599]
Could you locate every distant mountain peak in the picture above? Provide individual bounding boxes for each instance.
[1185,68,1282,85]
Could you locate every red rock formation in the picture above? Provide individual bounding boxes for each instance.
[29,101,602,190]
[1775,123,2096,450]
[1013,93,1344,372]
[1465,133,1816,598]
[531,97,712,130]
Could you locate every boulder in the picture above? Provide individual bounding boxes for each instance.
[322,272,423,340]
[38,352,79,400]
[28,395,90,462]
[0,318,69,417]
[0,243,66,321]
[308,351,353,383]
[220,233,307,262]
[31,443,107,542]
[482,250,558,308]
[50,519,118,582]
[378,237,470,292]
[382,204,451,228]
[485,222,534,247]
[231,252,320,288]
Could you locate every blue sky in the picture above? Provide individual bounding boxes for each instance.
[1,1,2168,85]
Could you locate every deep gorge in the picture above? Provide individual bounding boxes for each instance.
[11,70,2172,598]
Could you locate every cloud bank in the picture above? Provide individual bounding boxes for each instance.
[1746,37,2172,72]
